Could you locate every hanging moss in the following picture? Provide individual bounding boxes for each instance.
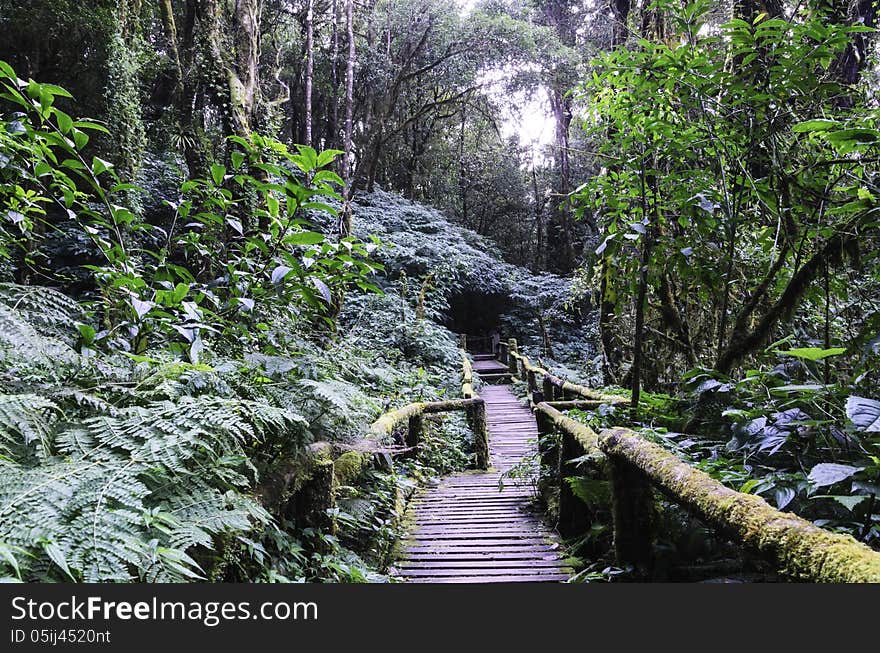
[598,427,880,583]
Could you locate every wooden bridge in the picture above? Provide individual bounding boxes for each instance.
[291,336,880,583]
[393,364,572,583]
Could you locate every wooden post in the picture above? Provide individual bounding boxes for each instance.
[557,430,591,538]
[407,414,423,454]
[459,333,467,350]
[543,376,555,402]
[507,338,518,376]
[535,409,557,471]
[295,459,336,538]
[519,357,527,380]
[471,398,489,470]
[499,342,508,365]
[607,455,655,573]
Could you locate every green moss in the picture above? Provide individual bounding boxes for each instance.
[333,451,368,488]
[598,427,880,583]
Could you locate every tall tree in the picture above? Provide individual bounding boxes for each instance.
[340,0,355,236]
[304,0,315,146]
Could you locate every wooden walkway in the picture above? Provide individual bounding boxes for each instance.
[394,378,571,583]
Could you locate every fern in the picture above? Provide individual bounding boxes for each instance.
[0,394,306,582]
[0,393,62,460]
[0,304,75,366]
[0,283,82,344]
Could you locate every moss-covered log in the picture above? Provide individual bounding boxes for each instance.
[257,441,333,514]
[369,397,486,469]
[407,414,423,452]
[542,376,556,402]
[294,457,336,536]
[461,352,475,398]
[599,427,880,583]
[606,451,655,572]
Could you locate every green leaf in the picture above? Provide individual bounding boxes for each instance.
[92,156,113,176]
[76,323,96,345]
[271,265,293,284]
[808,463,862,488]
[55,110,73,135]
[210,164,226,186]
[316,149,344,167]
[310,277,332,304]
[774,347,845,361]
[792,119,838,133]
[42,542,76,581]
[286,231,325,246]
[0,60,15,80]
[846,396,880,432]
[72,129,89,150]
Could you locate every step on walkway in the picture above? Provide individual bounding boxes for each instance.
[472,356,511,382]
[394,384,571,583]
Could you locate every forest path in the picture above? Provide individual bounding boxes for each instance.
[393,384,571,583]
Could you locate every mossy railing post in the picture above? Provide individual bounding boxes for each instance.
[524,358,538,399]
[295,458,336,548]
[535,408,557,472]
[542,376,555,402]
[498,341,508,365]
[557,429,591,538]
[406,414,423,456]
[507,338,518,376]
[472,397,489,470]
[606,451,655,573]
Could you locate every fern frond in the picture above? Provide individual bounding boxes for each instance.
[0,283,82,343]
[0,304,75,365]
[0,393,62,460]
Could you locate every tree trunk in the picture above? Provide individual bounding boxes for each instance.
[304,0,314,147]
[340,0,355,236]
[329,0,340,148]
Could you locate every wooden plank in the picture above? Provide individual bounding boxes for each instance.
[398,560,568,569]
[405,575,570,583]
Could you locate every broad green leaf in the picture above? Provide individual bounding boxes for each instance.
[846,396,880,432]
[808,463,862,487]
[792,119,838,133]
[210,163,226,186]
[774,347,845,361]
[271,265,293,284]
[286,231,325,246]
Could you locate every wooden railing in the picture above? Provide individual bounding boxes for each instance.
[496,338,880,583]
[283,348,490,536]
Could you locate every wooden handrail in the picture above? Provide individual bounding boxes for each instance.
[533,400,880,582]
[286,350,490,538]
[503,340,627,406]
